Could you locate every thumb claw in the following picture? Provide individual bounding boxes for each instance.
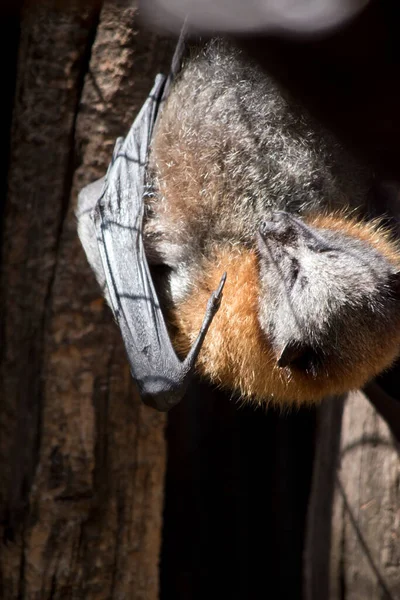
[215,271,227,299]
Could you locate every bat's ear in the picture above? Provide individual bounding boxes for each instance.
[277,340,320,377]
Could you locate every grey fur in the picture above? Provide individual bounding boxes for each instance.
[145,39,400,378]
[147,40,369,265]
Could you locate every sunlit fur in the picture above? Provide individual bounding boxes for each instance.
[145,40,400,405]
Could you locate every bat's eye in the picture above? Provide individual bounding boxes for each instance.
[305,233,336,253]
[306,240,332,253]
[291,258,300,283]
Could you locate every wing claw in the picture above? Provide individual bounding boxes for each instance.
[78,74,224,412]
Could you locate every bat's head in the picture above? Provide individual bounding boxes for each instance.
[171,211,400,404]
[257,211,400,389]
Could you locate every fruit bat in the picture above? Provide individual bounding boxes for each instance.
[77,37,400,411]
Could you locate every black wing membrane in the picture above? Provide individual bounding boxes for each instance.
[77,73,225,411]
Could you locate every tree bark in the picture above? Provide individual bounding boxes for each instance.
[0,2,173,598]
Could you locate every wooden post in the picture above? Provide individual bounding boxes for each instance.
[305,392,400,600]
[0,2,173,597]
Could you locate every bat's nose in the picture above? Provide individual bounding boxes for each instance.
[259,211,297,242]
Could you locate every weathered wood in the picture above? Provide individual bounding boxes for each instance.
[330,392,400,600]
[1,4,102,596]
[305,392,400,600]
[0,1,173,598]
